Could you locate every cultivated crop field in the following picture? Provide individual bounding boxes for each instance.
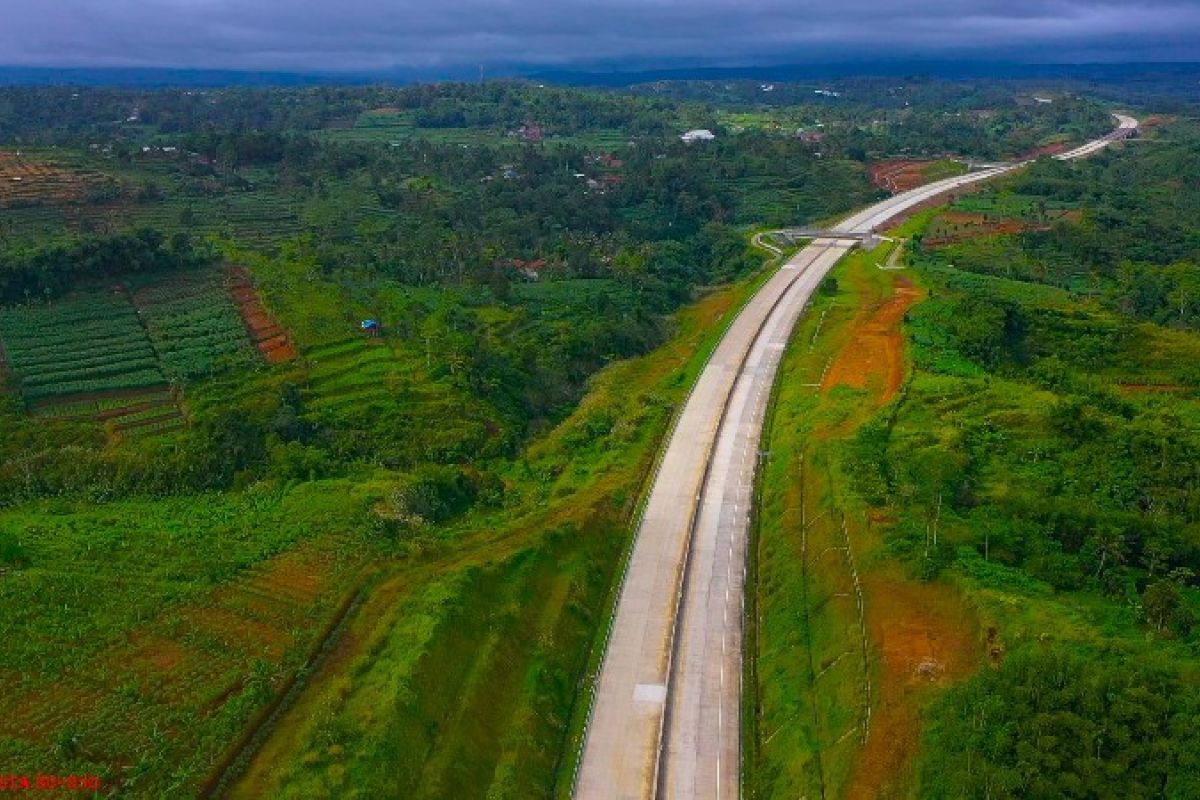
[922,193,1080,247]
[226,267,296,363]
[0,293,165,401]
[0,484,375,797]
[133,272,257,380]
[0,150,115,208]
[0,268,290,434]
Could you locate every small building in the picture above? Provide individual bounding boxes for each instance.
[518,122,543,143]
[361,319,381,337]
[510,258,546,280]
[681,129,716,144]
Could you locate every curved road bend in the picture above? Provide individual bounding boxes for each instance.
[575,114,1137,800]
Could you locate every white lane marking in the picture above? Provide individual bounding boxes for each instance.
[634,683,667,703]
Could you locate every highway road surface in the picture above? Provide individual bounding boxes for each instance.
[574,114,1136,800]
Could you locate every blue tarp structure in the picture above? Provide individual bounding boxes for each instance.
[361,319,379,330]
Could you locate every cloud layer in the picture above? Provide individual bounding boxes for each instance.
[1,0,1198,72]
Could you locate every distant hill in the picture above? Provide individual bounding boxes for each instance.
[0,65,374,87]
[1,61,1198,108]
[530,60,1200,87]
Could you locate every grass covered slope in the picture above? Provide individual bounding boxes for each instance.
[222,254,782,798]
[748,224,981,799]
[885,261,1200,798]
[0,238,780,797]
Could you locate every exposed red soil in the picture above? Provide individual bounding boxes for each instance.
[870,159,940,193]
[226,267,297,363]
[1118,383,1188,394]
[127,634,188,673]
[1139,115,1173,132]
[4,682,112,743]
[842,567,980,799]
[923,209,1081,248]
[1016,141,1070,160]
[822,275,920,404]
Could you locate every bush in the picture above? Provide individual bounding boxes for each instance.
[387,465,479,527]
[0,530,29,568]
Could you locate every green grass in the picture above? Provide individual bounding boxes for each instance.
[919,159,969,182]
[0,240,781,798]
[950,191,1076,218]
[0,480,380,796]
[747,243,896,800]
[851,205,1200,798]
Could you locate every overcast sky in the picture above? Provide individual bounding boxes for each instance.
[1,0,1198,73]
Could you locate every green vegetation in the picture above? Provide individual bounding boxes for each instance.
[229,253,780,799]
[748,248,880,800]
[920,648,1200,798]
[0,291,164,400]
[920,120,1200,317]
[0,77,1173,798]
[817,131,1200,798]
[134,271,255,380]
[882,255,1200,797]
[752,120,1200,799]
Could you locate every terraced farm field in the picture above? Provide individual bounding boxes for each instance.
[134,272,257,380]
[0,486,372,798]
[0,293,165,402]
[227,267,296,363]
[303,338,417,413]
[0,150,115,208]
[0,267,296,435]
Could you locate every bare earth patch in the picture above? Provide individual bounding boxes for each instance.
[822,275,920,404]
[842,567,980,799]
[0,151,111,207]
[870,160,939,193]
[227,267,297,363]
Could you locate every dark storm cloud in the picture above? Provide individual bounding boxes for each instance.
[0,0,1197,71]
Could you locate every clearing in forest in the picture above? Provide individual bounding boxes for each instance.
[822,273,920,404]
[869,159,966,194]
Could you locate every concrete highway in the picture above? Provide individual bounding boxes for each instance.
[574,114,1136,800]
